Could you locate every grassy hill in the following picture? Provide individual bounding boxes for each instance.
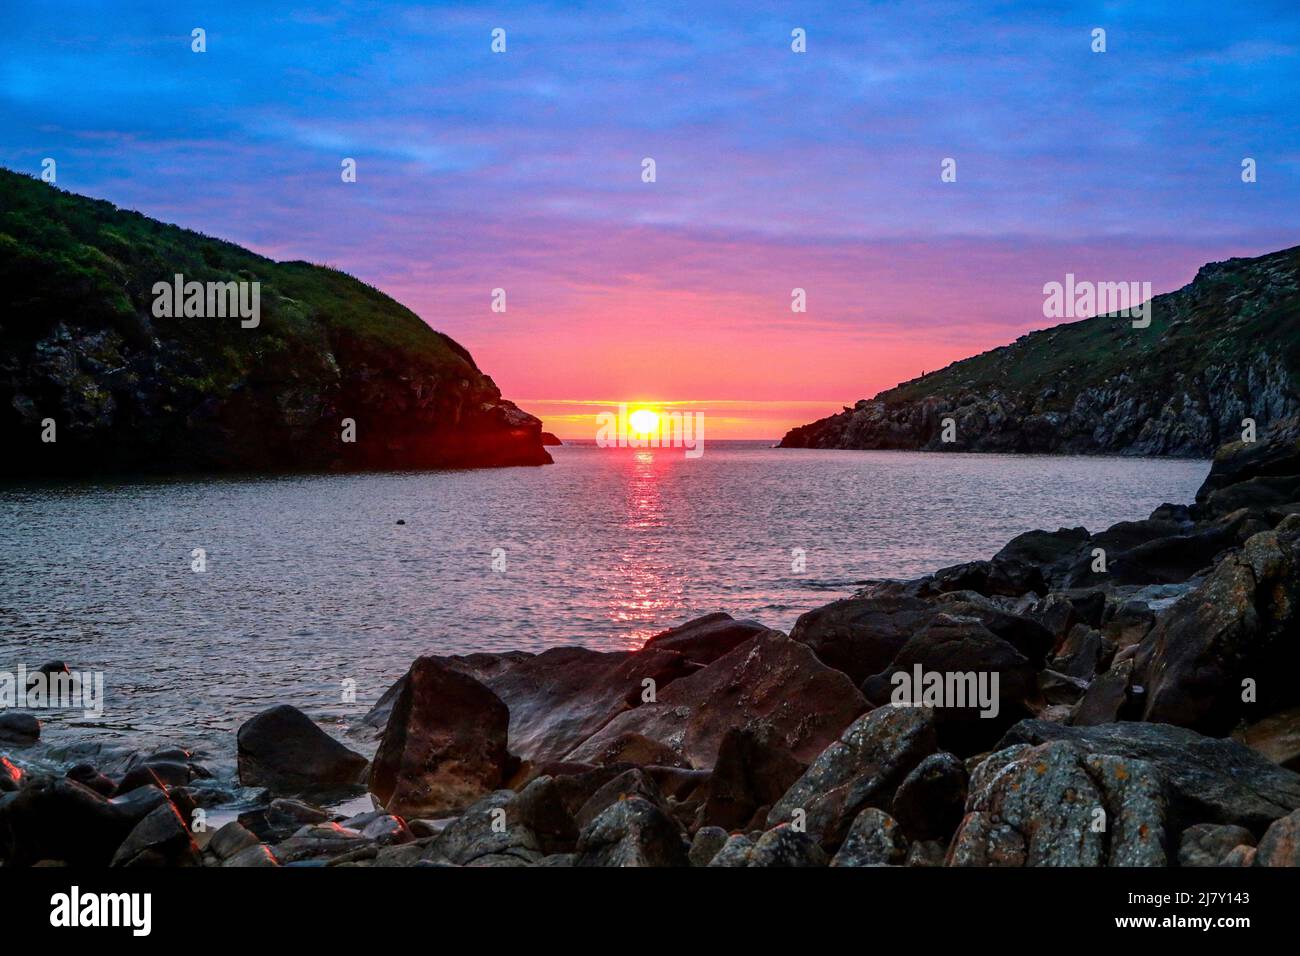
[782,245,1300,456]
[0,169,550,475]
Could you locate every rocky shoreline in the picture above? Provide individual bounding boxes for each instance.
[7,422,1300,867]
[780,245,1300,458]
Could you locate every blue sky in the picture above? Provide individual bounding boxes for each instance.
[3,1,1298,434]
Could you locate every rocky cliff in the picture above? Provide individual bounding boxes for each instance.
[781,244,1300,457]
[0,170,551,476]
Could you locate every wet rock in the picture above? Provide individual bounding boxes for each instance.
[369,657,511,818]
[767,704,938,849]
[861,615,1038,754]
[1178,823,1255,867]
[697,726,806,832]
[0,712,39,744]
[688,825,729,866]
[237,705,367,793]
[223,843,280,867]
[470,646,695,764]
[66,763,115,797]
[569,630,867,769]
[642,612,769,665]
[273,822,370,864]
[890,752,968,842]
[207,820,261,861]
[830,808,909,866]
[342,811,414,846]
[111,802,200,867]
[1253,809,1300,866]
[949,741,1166,866]
[998,719,1300,831]
[0,777,147,866]
[575,796,689,867]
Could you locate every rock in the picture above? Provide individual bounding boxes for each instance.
[830,808,909,866]
[1253,809,1300,866]
[66,763,115,797]
[473,646,695,764]
[1236,706,1300,771]
[342,811,414,846]
[432,791,544,866]
[1039,670,1090,707]
[861,615,1038,754]
[0,712,39,744]
[0,777,148,866]
[369,657,511,818]
[740,825,827,867]
[1136,522,1300,734]
[506,776,580,854]
[992,527,1092,590]
[1177,824,1256,867]
[272,823,370,864]
[697,726,806,832]
[111,802,200,867]
[575,796,689,867]
[789,593,941,685]
[579,732,688,769]
[237,705,367,793]
[949,741,1167,866]
[890,752,968,842]
[998,720,1300,832]
[1071,659,1138,726]
[688,826,729,866]
[223,843,280,867]
[767,704,938,849]
[905,840,947,867]
[568,630,867,769]
[1050,626,1110,680]
[207,820,261,861]
[540,432,562,446]
[1223,844,1256,866]
[642,612,768,665]
[706,833,756,867]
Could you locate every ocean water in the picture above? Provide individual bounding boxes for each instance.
[0,441,1207,773]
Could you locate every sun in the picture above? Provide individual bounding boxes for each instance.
[629,408,660,434]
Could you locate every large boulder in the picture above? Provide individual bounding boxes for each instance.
[949,740,1167,866]
[697,726,806,832]
[861,615,1038,754]
[111,802,200,867]
[0,778,168,866]
[889,752,968,842]
[641,612,768,664]
[766,704,938,849]
[567,630,867,769]
[369,657,512,818]
[574,796,689,867]
[706,825,826,867]
[1135,519,1300,734]
[789,593,939,686]
[237,705,367,792]
[432,791,544,866]
[998,720,1300,832]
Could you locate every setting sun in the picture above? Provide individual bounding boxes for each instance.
[629,408,660,434]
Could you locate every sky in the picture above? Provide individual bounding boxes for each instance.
[2,1,1298,438]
